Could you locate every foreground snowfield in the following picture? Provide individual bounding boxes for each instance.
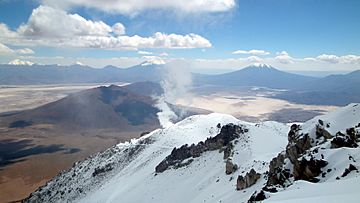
[79,114,289,203]
[25,104,360,203]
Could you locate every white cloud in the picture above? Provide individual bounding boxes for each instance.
[0,43,35,55]
[316,54,360,64]
[0,23,18,38]
[232,49,270,55]
[0,6,211,50]
[17,6,121,38]
[137,50,153,55]
[112,23,126,36]
[316,54,339,63]
[16,48,35,55]
[41,0,235,15]
[141,55,165,66]
[275,51,294,64]
[0,43,14,55]
[303,57,317,61]
[246,55,263,62]
[340,55,360,64]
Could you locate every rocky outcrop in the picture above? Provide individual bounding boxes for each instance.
[155,124,246,173]
[266,125,315,187]
[266,123,330,187]
[286,133,312,164]
[315,120,333,139]
[92,163,113,177]
[267,153,289,186]
[259,120,360,202]
[341,164,358,177]
[293,158,328,182]
[225,158,238,175]
[248,190,266,202]
[236,169,261,190]
[331,130,358,149]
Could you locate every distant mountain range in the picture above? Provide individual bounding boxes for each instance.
[0,63,163,85]
[1,62,359,105]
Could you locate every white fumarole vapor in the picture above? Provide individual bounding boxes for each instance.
[155,60,193,128]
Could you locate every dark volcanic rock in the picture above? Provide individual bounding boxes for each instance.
[92,163,114,177]
[331,131,358,149]
[316,124,333,139]
[266,122,331,187]
[236,169,261,190]
[248,190,266,202]
[155,124,246,173]
[286,133,312,165]
[267,153,289,186]
[288,124,300,142]
[225,158,238,175]
[293,158,328,182]
[341,164,358,177]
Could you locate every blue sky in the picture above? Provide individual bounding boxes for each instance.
[0,0,359,72]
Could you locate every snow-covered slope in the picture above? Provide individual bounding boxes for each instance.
[261,103,360,202]
[25,104,360,203]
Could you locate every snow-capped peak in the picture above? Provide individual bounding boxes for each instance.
[8,59,34,66]
[74,61,85,66]
[140,57,165,66]
[251,63,273,68]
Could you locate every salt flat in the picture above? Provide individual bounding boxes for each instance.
[0,83,128,113]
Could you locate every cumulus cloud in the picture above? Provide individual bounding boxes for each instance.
[315,54,360,64]
[16,48,35,55]
[275,51,294,64]
[0,23,18,38]
[112,23,126,36]
[17,6,122,38]
[0,43,14,55]
[0,43,35,55]
[246,55,263,63]
[232,49,270,55]
[316,54,339,63]
[0,6,211,50]
[41,0,235,15]
[141,55,165,66]
[340,55,360,64]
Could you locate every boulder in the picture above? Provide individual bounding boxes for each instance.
[225,158,238,175]
[341,164,358,177]
[248,190,266,202]
[316,124,333,139]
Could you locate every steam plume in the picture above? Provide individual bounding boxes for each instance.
[156,60,192,128]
